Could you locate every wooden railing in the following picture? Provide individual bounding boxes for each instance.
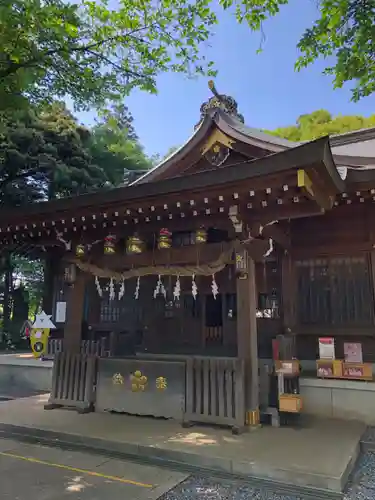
[47,338,109,358]
[204,326,223,344]
[81,339,108,357]
[45,352,97,413]
[47,338,64,357]
[184,356,245,431]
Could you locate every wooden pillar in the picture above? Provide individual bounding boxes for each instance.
[64,269,86,353]
[236,249,259,427]
[281,251,297,332]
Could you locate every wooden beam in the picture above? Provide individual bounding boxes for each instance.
[236,250,259,427]
[64,269,86,352]
[297,169,334,210]
[281,252,297,331]
[95,241,233,269]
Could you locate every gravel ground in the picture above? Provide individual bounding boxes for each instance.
[160,476,305,500]
[344,451,375,500]
[160,451,375,500]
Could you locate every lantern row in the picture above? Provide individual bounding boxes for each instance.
[75,228,208,258]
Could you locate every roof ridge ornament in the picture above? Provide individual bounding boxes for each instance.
[195,80,245,128]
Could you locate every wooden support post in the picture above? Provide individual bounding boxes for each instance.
[281,251,297,332]
[64,268,86,353]
[236,250,260,428]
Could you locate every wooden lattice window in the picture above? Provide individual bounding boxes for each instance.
[296,256,374,326]
[100,296,121,323]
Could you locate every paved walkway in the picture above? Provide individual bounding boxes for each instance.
[0,437,187,500]
[0,353,53,367]
[0,394,364,493]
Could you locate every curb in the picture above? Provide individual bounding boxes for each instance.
[0,423,343,499]
[360,427,375,453]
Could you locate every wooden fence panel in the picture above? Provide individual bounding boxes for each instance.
[45,352,97,413]
[47,338,109,358]
[184,356,245,430]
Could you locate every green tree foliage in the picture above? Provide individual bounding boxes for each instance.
[89,103,152,186]
[12,257,44,321]
[163,145,180,160]
[0,0,217,110]
[1,0,374,111]
[0,102,109,206]
[220,0,375,101]
[267,109,375,141]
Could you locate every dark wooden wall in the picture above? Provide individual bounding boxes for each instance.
[289,203,375,361]
[52,203,375,361]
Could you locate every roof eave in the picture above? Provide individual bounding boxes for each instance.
[131,112,216,185]
[0,136,341,226]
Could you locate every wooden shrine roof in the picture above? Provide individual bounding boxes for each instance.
[133,108,375,185]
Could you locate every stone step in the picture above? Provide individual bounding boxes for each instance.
[0,423,344,500]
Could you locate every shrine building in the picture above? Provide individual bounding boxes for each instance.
[2,81,375,429]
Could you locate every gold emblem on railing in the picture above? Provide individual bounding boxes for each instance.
[156,376,167,391]
[112,373,124,385]
[130,370,148,392]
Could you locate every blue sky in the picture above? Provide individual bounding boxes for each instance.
[75,0,374,158]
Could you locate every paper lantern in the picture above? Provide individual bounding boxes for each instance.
[104,234,116,255]
[196,228,207,244]
[158,228,172,250]
[76,244,85,258]
[127,234,144,254]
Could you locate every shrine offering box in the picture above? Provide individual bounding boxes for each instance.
[275,360,300,376]
[316,359,343,378]
[279,394,303,413]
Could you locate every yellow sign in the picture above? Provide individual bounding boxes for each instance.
[130,370,147,392]
[156,377,167,391]
[30,311,56,358]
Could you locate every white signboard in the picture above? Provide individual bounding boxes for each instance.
[55,302,67,323]
[318,337,335,360]
[344,342,363,364]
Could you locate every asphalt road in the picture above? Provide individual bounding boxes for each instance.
[0,438,188,500]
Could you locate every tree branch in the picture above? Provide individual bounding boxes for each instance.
[0,24,158,80]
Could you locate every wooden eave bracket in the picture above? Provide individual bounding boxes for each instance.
[297,169,334,210]
[247,221,290,250]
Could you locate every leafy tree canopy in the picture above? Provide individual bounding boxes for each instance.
[0,102,110,206]
[0,0,217,110]
[89,103,152,186]
[1,0,374,110]
[266,109,375,141]
[221,0,375,101]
